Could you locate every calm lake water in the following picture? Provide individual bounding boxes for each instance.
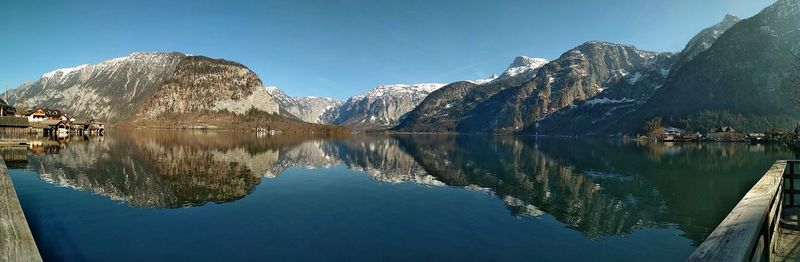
[7,132,797,261]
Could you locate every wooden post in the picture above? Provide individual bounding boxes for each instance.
[788,162,794,207]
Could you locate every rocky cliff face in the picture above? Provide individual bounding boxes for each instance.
[532,15,739,135]
[393,43,667,134]
[292,96,341,124]
[265,87,341,124]
[671,14,741,72]
[139,55,279,118]
[396,12,788,135]
[391,81,480,132]
[11,52,280,123]
[333,83,445,129]
[458,42,672,134]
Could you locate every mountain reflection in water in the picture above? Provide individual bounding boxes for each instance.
[20,131,795,244]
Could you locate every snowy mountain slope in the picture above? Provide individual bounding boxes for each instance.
[11,52,280,122]
[333,83,445,129]
[12,52,186,120]
[265,87,342,124]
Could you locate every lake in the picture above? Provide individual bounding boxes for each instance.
[8,131,796,261]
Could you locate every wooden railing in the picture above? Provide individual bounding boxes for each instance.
[688,160,800,261]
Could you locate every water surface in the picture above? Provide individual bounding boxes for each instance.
[9,132,795,261]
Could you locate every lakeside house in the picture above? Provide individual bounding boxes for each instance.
[25,108,64,122]
[657,127,702,142]
[0,87,101,138]
[660,127,684,141]
[19,106,104,136]
[26,108,46,122]
[713,126,736,133]
[706,126,745,142]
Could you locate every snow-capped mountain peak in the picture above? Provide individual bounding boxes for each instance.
[499,56,549,79]
[364,83,446,98]
[333,83,446,129]
[40,52,189,81]
[41,64,89,78]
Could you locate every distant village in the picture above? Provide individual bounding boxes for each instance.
[635,125,798,145]
[0,97,104,137]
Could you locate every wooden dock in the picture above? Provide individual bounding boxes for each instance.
[688,160,800,261]
[0,155,42,262]
[0,139,29,146]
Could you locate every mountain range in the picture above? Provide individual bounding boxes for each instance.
[10,0,800,135]
[9,52,350,133]
[532,14,741,135]
[612,0,800,134]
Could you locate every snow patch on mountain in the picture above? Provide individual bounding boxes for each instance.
[41,64,89,79]
[584,97,637,105]
[499,56,549,79]
[626,72,643,85]
[468,74,498,84]
[358,83,446,99]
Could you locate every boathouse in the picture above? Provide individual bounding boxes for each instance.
[83,119,104,135]
[39,119,70,136]
[0,98,16,117]
[0,116,30,137]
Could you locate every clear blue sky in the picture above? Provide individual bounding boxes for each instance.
[0,0,770,100]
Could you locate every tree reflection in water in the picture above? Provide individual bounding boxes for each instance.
[21,131,794,244]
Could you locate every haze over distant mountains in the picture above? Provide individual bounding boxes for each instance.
[10,0,800,134]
